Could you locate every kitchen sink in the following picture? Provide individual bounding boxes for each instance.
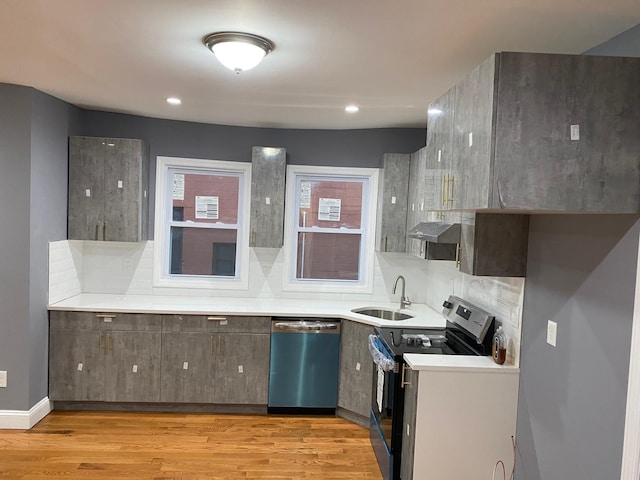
[351,307,414,321]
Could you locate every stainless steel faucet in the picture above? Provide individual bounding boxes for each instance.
[392,275,411,310]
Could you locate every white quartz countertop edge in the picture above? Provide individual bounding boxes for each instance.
[48,294,447,329]
[404,353,520,373]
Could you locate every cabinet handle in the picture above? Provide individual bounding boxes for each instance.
[401,363,411,388]
[95,224,100,241]
[384,236,388,252]
[95,314,116,319]
[251,229,256,247]
[207,316,226,321]
[210,335,214,355]
[107,334,112,353]
[448,175,455,204]
[443,173,449,207]
[441,174,446,206]
[218,336,222,356]
[103,222,108,241]
[455,243,461,269]
[99,333,104,353]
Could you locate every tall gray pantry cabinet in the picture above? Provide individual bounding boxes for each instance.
[68,136,149,241]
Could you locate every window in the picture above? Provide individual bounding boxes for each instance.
[154,157,251,289]
[283,165,378,292]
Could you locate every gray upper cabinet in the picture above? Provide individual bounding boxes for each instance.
[68,136,149,241]
[337,320,374,420]
[377,153,410,252]
[426,87,457,211]
[453,52,640,212]
[250,146,286,248]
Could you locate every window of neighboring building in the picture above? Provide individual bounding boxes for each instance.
[283,165,378,292]
[153,157,251,289]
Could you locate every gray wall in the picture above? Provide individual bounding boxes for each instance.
[0,84,81,411]
[516,215,640,479]
[0,84,32,410]
[80,110,425,236]
[514,23,640,479]
[28,91,81,406]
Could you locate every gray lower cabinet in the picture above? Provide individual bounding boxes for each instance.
[337,320,374,420]
[250,146,286,248]
[377,153,410,253]
[451,52,640,212]
[68,136,149,241]
[400,366,419,480]
[160,315,270,405]
[48,311,162,402]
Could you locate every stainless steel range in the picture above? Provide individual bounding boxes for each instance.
[369,295,496,480]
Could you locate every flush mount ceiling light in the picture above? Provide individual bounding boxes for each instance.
[203,32,275,74]
[345,105,360,113]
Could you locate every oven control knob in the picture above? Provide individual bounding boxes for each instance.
[443,300,453,309]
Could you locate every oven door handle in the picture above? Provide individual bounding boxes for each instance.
[368,334,397,372]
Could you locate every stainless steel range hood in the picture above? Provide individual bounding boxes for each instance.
[407,222,461,244]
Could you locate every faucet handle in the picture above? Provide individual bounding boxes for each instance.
[402,296,412,309]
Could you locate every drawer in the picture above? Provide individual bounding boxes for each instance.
[162,315,271,333]
[49,311,163,332]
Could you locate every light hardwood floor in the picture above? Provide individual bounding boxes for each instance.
[0,411,383,479]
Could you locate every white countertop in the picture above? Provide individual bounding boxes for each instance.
[404,353,520,373]
[48,293,447,329]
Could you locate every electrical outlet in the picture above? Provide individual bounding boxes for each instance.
[0,370,7,388]
[547,320,557,347]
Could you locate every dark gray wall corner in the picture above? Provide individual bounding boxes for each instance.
[28,91,82,406]
[516,215,640,479]
[583,24,640,56]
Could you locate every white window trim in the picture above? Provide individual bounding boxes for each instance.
[282,164,379,294]
[153,156,251,290]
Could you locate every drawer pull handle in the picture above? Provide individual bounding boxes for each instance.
[401,363,411,388]
[107,334,112,353]
[210,335,214,354]
[99,333,104,352]
[96,314,116,319]
[207,316,227,321]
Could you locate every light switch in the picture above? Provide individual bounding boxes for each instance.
[85,189,91,197]
[132,365,138,373]
[391,196,396,204]
[547,320,557,347]
[117,180,123,189]
[77,363,83,372]
[265,197,271,205]
[238,365,244,374]
[183,361,189,370]
[356,362,361,371]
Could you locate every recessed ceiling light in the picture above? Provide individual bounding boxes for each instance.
[427,108,442,115]
[345,105,359,113]
[166,97,182,105]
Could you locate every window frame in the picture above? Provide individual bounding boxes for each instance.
[282,164,379,293]
[153,156,251,290]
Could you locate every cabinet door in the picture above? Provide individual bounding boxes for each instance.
[250,146,286,248]
[68,136,105,240]
[426,87,456,210]
[213,333,270,404]
[160,332,215,403]
[453,54,497,210]
[378,153,410,252]
[493,53,640,212]
[337,320,374,418]
[49,328,106,401]
[103,138,144,242]
[400,367,419,480]
[105,331,161,402]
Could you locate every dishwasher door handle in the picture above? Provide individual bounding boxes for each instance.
[272,321,340,333]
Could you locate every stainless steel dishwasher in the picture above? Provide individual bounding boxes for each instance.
[268,318,341,413]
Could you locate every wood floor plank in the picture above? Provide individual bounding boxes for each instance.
[0,411,383,480]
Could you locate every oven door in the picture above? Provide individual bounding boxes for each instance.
[368,335,398,480]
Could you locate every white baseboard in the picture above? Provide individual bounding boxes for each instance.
[0,397,52,430]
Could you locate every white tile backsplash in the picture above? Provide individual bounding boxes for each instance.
[48,240,83,304]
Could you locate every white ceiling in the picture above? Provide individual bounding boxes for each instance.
[0,0,638,129]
